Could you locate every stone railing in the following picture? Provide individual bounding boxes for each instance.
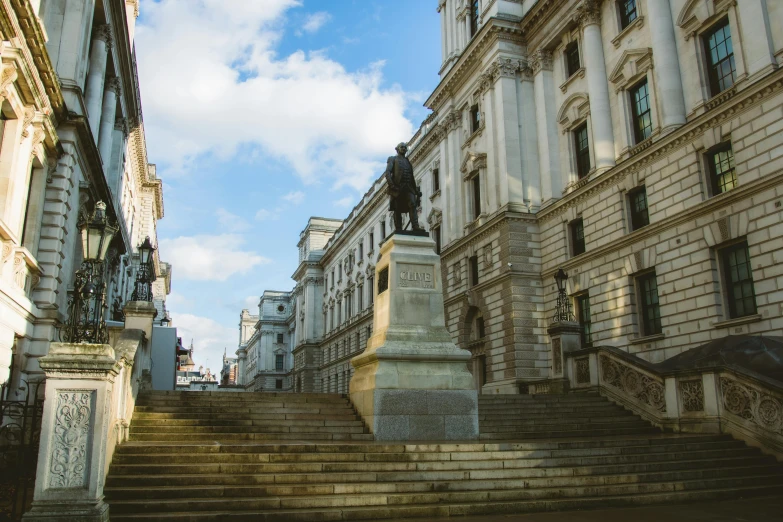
[24,302,156,521]
[565,345,783,460]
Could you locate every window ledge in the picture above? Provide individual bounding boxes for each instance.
[628,332,665,345]
[611,16,644,48]
[560,67,585,94]
[462,123,485,149]
[712,314,762,330]
[429,189,441,201]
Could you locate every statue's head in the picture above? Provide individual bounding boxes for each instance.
[395,142,408,155]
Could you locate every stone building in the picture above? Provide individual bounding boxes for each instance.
[0,0,170,389]
[243,0,783,395]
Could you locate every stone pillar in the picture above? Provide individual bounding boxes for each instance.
[125,0,139,45]
[578,2,615,170]
[438,1,447,64]
[737,0,777,79]
[123,301,156,389]
[98,78,119,168]
[491,59,524,208]
[647,0,686,132]
[350,233,478,440]
[546,321,580,393]
[519,67,541,209]
[24,343,119,522]
[532,50,561,203]
[85,25,111,137]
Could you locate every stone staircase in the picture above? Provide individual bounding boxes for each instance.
[104,390,783,520]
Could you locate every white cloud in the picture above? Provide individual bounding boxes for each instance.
[166,290,194,310]
[215,208,250,231]
[136,0,413,191]
[255,208,279,221]
[334,196,354,208]
[159,234,270,281]
[282,190,305,205]
[172,313,237,372]
[301,11,331,34]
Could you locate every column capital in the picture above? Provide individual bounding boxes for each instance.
[575,0,602,28]
[127,0,140,18]
[530,49,553,75]
[488,57,523,82]
[94,24,113,49]
[437,0,447,13]
[114,117,129,137]
[105,76,121,96]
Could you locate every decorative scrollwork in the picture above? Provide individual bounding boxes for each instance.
[679,380,704,412]
[576,357,590,384]
[552,338,562,375]
[49,390,93,488]
[600,355,666,413]
[720,377,782,435]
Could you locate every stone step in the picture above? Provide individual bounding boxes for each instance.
[477,403,628,413]
[478,408,635,420]
[477,393,601,402]
[479,426,659,440]
[131,418,364,427]
[129,432,375,442]
[129,424,368,434]
[479,417,647,429]
[133,406,358,414]
[132,412,362,421]
[106,484,783,520]
[105,475,783,514]
[104,463,783,501]
[134,400,355,409]
[138,392,345,400]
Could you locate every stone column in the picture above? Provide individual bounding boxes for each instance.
[547,321,581,393]
[438,1,447,64]
[491,59,524,208]
[350,233,478,440]
[647,0,686,132]
[98,78,120,168]
[737,0,777,79]
[578,1,615,170]
[24,343,119,522]
[532,50,561,203]
[85,25,112,137]
[519,66,541,209]
[125,0,139,45]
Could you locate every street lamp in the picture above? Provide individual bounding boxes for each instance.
[160,312,171,327]
[131,236,156,302]
[61,201,118,344]
[552,267,575,323]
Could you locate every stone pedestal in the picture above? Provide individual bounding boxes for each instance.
[350,233,478,441]
[123,301,156,390]
[546,321,581,394]
[24,343,120,522]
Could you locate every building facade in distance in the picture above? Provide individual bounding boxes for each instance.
[240,0,783,395]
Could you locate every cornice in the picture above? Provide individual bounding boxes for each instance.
[440,204,536,262]
[425,18,525,112]
[538,69,783,224]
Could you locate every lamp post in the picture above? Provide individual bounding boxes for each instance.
[61,201,118,344]
[552,268,575,323]
[131,235,155,302]
[160,311,171,327]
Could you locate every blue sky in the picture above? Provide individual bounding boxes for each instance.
[135,0,441,371]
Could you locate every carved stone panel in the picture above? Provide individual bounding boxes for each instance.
[679,380,704,412]
[720,377,783,435]
[576,357,590,384]
[552,338,562,375]
[600,355,666,413]
[49,390,94,489]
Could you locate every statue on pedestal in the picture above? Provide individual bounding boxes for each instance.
[385,142,423,233]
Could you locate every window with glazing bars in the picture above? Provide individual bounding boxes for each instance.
[574,123,590,179]
[275,354,284,371]
[276,333,284,344]
[570,218,585,256]
[476,316,485,339]
[630,79,652,143]
[637,272,662,336]
[433,226,441,255]
[708,144,737,195]
[576,293,592,346]
[469,255,479,286]
[565,42,580,77]
[704,20,736,95]
[618,0,637,29]
[628,187,649,230]
[472,173,482,219]
[721,242,756,318]
[432,167,440,192]
[470,0,479,37]
[470,104,481,134]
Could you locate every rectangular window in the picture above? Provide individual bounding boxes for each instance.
[432,167,440,192]
[355,332,360,352]
[358,285,363,311]
[470,0,479,37]
[369,232,375,250]
[275,354,284,371]
[576,293,592,346]
[346,292,352,318]
[721,242,757,318]
[368,277,374,304]
[565,41,580,77]
[704,19,736,96]
[338,264,342,281]
[471,173,481,219]
[574,123,590,179]
[630,79,653,143]
[476,316,485,339]
[470,104,481,134]
[277,333,284,344]
[276,379,283,389]
[433,226,441,255]
[380,221,386,239]
[469,255,479,286]
[331,269,335,287]
[628,187,650,231]
[20,166,36,246]
[637,272,662,336]
[708,143,737,196]
[618,0,637,29]
[358,242,363,259]
[570,218,586,256]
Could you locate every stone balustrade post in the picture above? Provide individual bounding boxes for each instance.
[24,343,120,522]
[123,301,156,390]
[547,321,580,393]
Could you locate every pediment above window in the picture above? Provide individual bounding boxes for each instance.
[677,0,733,39]
[460,151,487,174]
[557,92,590,130]
[428,207,443,227]
[608,48,653,91]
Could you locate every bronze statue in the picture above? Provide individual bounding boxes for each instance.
[385,142,423,232]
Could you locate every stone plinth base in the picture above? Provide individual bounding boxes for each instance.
[350,234,478,441]
[23,500,109,522]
